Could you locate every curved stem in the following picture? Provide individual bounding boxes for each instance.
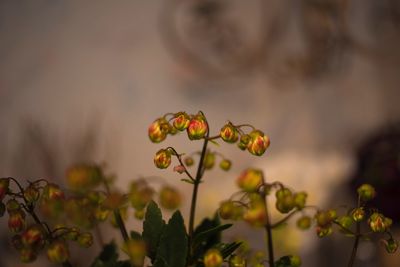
[166,147,195,181]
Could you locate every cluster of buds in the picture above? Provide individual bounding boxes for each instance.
[218,200,244,221]
[275,188,307,214]
[314,209,337,238]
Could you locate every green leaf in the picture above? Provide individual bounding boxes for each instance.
[220,242,242,259]
[155,210,188,267]
[130,230,142,240]
[143,201,166,262]
[90,242,119,267]
[193,224,233,249]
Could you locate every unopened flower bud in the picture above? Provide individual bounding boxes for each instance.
[338,216,353,231]
[296,216,312,230]
[236,168,263,192]
[0,178,10,201]
[65,227,80,241]
[203,152,215,169]
[43,183,65,200]
[66,164,102,191]
[173,165,186,174]
[315,211,335,227]
[130,186,154,210]
[219,201,235,220]
[20,248,37,263]
[204,249,223,267]
[327,209,337,220]
[276,194,295,214]
[187,113,208,140]
[369,213,389,233]
[351,208,365,222]
[77,232,93,248]
[220,123,239,143]
[229,255,246,267]
[173,112,190,131]
[357,184,376,202]
[154,149,172,169]
[243,203,267,227]
[316,226,332,238]
[159,186,181,210]
[219,159,232,171]
[24,185,40,203]
[8,210,26,233]
[237,134,250,150]
[6,199,20,213]
[47,241,69,263]
[123,239,146,267]
[384,238,398,253]
[21,224,45,248]
[247,130,270,156]
[134,209,145,220]
[148,118,169,143]
[184,156,194,167]
[294,192,307,209]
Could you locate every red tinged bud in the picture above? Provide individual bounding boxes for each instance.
[43,183,65,200]
[236,168,263,192]
[220,123,239,143]
[187,113,208,140]
[148,118,169,143]
[154,149,172,169]
[173,112,190,131]
[8,210,26,233]
[247,130,270,156]
[21,224,45,248]
[23,185,40,203]
[47,240,70,263]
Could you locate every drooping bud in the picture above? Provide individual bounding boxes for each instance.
[229,255,246,267]
[220,123,239,143]
[184,156,194,167]
[148,118,169,143]
[204,249,223,267]
[0,178,10,201]
[159,186,181,210]
[65,227,80,241]
[357,184,376,202]
[276,192,295,214]
[243,202,267,227]
[315,211,333,227]
[247,130,270,156]
[369,213,391,233]
[236,168,263,192]
[351,207,365,222]
[8,210,26,233]
[20,248,37,263]
[123,239,146,267]
[47,241,69,263]
[383,238,399,253]
[296,216,312,230]
[43,183,65,200]
[219,201,236,220]
[187,113,208,140]
[173,165,186,174]
[21,224,45,248]
[173,112,190,131]
[77,232,93,248]
[154,149,172,169]
[237,134,250,150]
[219,159,232,171]
[66,164,102,191]
[316,226,332,238]
[337,216,353,232]
[203,152,215,170]
[294,192,307,209]
[24,185,40,203]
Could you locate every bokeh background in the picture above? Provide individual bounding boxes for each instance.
[1,0,400,266]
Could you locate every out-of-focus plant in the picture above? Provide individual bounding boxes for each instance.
[1,111,397,267]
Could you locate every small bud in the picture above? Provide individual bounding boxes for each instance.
[236,168,263,192]
[6,199,20,213]
[154,149,172,169]
[130,186,154,210]
[21,224,45,248]
[247,130,270,156]
[77,232,93,248]
[203,152,215,170]
[338,216,353,232]
[243,203,267,227]
[229,255,246,267]
[369,213,389,233]
[123,239,146,267]
[103,192,126,210]
[220,123,239,143]
[316,226,332,238]
[357,184,376,202]
[219,159,232,171]
[94,206,110,221]
[294,192,307,209]
[20,248,37,263]
[296,216,312,230]
[24,185,40,203]
[173,165,186,174]
[134,209,145,220]
[204,249,223,267]
[173,112,190,131]
[276,188,292,200]
[237,134,250,150]
[47,241,69,263]
[65,227,80,241]
[159,186,181,210]
[315,211,334,227]
[8,210,26,233]
[184,156,194,167]
[187,113,208,140]
[290,255,302,267]
[0,178,10,201]
[327,209,337,220]
[383,238,399,253]
[66,164,102,191]
[276,194,295,214]
[148,118,169,143]
[351,208,365,222]
[219,201,236,220]
[43,183,65,200]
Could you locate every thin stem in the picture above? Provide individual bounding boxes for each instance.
[166,147,195,181]
[347,222,361,267]
[261,189,275,267]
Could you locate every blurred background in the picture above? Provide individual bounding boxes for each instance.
[1,0,400,266]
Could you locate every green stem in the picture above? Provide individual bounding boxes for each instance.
[347,222,361,267]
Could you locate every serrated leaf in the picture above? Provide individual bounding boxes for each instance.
[90,242,119,267]
[155,210,188,267]
[143,201,166,262]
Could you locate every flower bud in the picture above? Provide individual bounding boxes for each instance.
[357,184,376,202]
[187,113,208,140]
[276,194,295,214]
[123,239,146,267]
[47,241,69,263]
[43,183,65,200]
[134,209,145,220]
[77,232,93,248]
[6,199,20,213]
[229,255,246,267]
[66,164,102,191]
[184,156,194,167]
[276,188,292,200]
[243,203,267,227]
[21,224,45,248]
[154,149,172,169]
[65,227,80,241]
[173,165,186,174]
[219,201,236,220]
[204,249,223,267]
[173,112,190,131]
[369,213,389,233]
[203,152,215,169]
[237,134,250,150]
[159,186,181,210]
[338,216,353,232]
[327,209,337,220]
[8,210,26,233]
[296,216,312,230]
[294,192,307,209]
[351,208,365,222]
[0,178,10,201]
[247,130,270,156]
[316,226,332,238]
[130,186,154,210]
[20,248,37,263]
[220,123,239,143]
[236,168,263,192]
[315,211,334,227]
[384,238,398,253]
[24,185,40,203]
[148,118,169,143]
[94,206,110,221]
[219,159,232,171]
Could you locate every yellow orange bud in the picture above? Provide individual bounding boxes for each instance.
[351,207,365,222]
[316,226,332,238]
[47,241,69,263]
[21,224,45,248]
[294,192,307,209]
[148,118,169,143]
[219,201,236,220]
[187,113,208,140]
[220,123,239,143]
[77,232,93,248]
[203,152,216,169]
[243,203,267,227]
[154,149,172,169]
[173,112,190,131]
[236,168,263,192]
[184,156,194,167]
[296,216,312,230]
[204,249,223,267]
[247,130,270,156]
[123,239,146,267]
[219,159,232,171]
[229,255,246,267]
